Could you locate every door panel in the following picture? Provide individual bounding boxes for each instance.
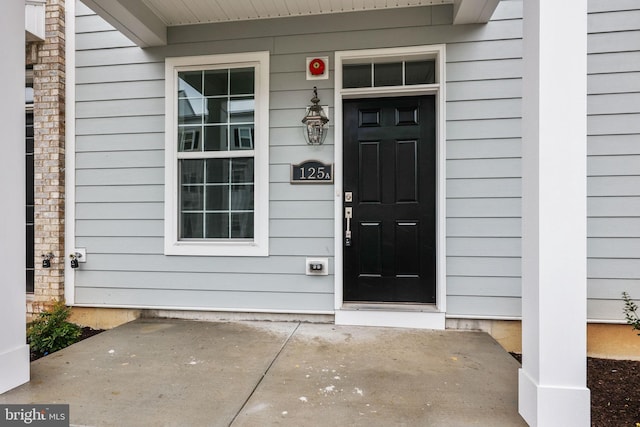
[343,96,436,303]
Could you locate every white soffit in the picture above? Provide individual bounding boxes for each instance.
[142,0,454,26]
[453,0,501,24]
[80,0,500,47]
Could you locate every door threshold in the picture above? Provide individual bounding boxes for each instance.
[335,304,445,330]
[342,302,439,313]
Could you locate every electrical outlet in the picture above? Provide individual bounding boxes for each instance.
[74,248,87,263]
[306,258,328,276]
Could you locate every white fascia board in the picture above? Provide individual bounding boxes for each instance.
[453,0,501,24]
[80,0,167,47]
[25,0,46,41]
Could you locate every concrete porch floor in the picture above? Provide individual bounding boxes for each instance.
[0,319,526,426]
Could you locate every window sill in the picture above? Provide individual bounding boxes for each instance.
[164,240,268,257]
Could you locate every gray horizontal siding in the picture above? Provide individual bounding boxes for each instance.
[589,134,640,155]
[76,270,334,293]
[447,158,520,179]
[589,218,640,237]
[76,80,165,101]
[447,238,521,257]
[446,296,521,318]
[73,1,640,320]
[76,98,164,118]
[446,119,521,140]
[588,155,640,176]
[446,218,521,237]
[589,51,640,74]
[447,79,521,101]
[76,203,163,220]
[585,1,640,318]
[75,219,335,239]
[589,0,639,13]
[76,152,163,169]
[76,185,163,203]
[76,63,164,84]
[447,178,521,198]
[75,287,334,312]
[589,30,640,54]
[76,253,332,274]
[588,72,640,95]
[588,197,640,216]
[588,299,638,322]
[445,0,640,320]
[447,257,520,277]
[588,9,640,33]
[447,276,521,297]
[588,114,640,135]
[76,29,137,50]
[447,139,521,159]
[76,168,164,186]
[76,134,164,152]
[74,236,334,257]
[447,99,521,121]
[446,199,521,218]
[76,116,164,135]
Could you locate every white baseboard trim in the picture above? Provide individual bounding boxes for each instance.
[0,345,30,395]
[335,309,445,330]
[518,368,591,426]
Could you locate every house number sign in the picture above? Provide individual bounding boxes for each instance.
[291,160,333,184]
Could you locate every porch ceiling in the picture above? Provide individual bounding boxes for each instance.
[80,0,500,47]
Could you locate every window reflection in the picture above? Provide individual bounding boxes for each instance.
[342,60,436,88]
[179,157,254,239]
[178,69,254,153]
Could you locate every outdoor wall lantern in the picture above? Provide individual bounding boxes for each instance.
[301,86,329,145]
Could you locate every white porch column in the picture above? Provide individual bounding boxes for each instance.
[0,0,30,394]
[519,1,590,425]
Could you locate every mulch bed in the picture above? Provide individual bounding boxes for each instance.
[589,357,640,427]
[512,353,640,426]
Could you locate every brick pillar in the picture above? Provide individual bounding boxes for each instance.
[32,0,66,315]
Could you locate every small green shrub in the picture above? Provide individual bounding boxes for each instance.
[622,292,640,336]
[27,302,82,356]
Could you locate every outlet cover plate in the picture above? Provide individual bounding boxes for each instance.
[306,257,328,275]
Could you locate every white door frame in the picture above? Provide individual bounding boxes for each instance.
[333,45,447,329]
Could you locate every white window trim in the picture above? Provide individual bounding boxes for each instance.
[333,45,447,326]
[64,0,76,304]
[164,51,269,257]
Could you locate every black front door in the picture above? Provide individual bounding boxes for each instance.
[343,96,436,303]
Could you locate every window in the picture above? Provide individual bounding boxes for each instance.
[26,67,34,293]
[343,60,435,89]
[165,52,269,256]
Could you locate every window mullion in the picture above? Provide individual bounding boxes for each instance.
[202,159,207,239]
[228,158,233,238]
[177,150,255,160]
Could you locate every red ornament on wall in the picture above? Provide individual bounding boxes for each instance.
[309,58,326,76]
